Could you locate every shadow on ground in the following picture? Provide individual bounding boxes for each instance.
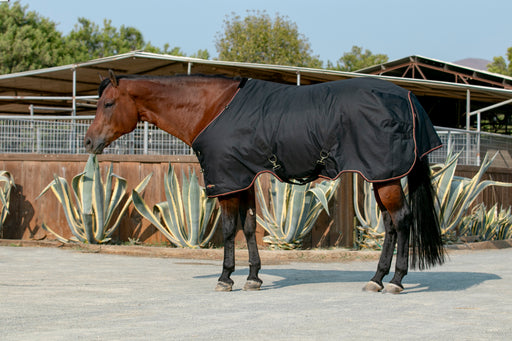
[195,268,501,293]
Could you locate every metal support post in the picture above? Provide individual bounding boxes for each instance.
[143,121,149,155]
[72,67,77,117]
[465,89,471,164]
[71,68,77,153]
[477,112,481,165]
[29,104,35,152]
[446,130,452,160]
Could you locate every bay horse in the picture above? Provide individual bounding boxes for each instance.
[84,71,445,294]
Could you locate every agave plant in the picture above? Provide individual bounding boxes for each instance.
[353,150,512,248]
[460,203,512,241]
[352,173,388,250]
[131,165,220,248]
[431,151,512,235]
[256,176,340,250]
[0,170,15,237]
[37,155,152,244]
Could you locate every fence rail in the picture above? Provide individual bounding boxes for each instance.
[1,116,511,166]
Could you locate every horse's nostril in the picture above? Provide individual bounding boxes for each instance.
[84,137,93,151]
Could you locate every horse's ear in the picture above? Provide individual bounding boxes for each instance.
[109,69,118,88]
[98,73,104,82]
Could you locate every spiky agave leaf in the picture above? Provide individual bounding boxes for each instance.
[132,190,182,246]
[38,155,151,244]
[0,171,15,233]
[255,177,277,228]
[433,152,512,234]
[132,164,220,248]
[164,165,184,235]
[461,203,512,241]
[353,149,512,245]
[199,194,221,248]
[183,169,200,245]
[0,171,15,210]
[103,172,152,239]
[283,184,307,243]
[353,174,385,235]
[38,175,87,243]
[256,176,339,249]
[296,180,339,241]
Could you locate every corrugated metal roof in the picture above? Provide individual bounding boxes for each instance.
[1,51,511,116]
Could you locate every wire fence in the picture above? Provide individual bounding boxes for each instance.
[0,116,192,155]
[1,116,511,166]
[430,127,512,166]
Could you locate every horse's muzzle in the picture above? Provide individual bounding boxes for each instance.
[84,136,106,154]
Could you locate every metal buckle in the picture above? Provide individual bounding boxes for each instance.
[317,150,330,165]
[268,154,281,171]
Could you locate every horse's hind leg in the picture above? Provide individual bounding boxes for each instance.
[363,180,411,294]
[385,197,412,294]
[362,210,395,292]
[216,194,240,291]
[239,186,262,290]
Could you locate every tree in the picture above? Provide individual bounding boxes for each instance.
[0,1,188,74]
[0,1,69,74]
[65,18,185,62]
[327,46,388,72]
[488,47,512,77]
[191,49,210,60]
[215,10,322,68]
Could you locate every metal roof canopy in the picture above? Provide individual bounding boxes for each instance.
[357,55,512,90]
[1,51,512,117]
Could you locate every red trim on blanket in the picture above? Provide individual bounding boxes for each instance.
[191,87,242,145]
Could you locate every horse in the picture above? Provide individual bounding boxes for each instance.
[85,71,445,294]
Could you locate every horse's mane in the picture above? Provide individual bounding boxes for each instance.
[98,74,240,97]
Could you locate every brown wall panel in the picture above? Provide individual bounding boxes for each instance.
[2,153,510,248]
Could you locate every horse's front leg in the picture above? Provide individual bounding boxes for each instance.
[239,186,262,291]
[216,195,240,292]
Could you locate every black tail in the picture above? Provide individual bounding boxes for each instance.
[408,157,445,270]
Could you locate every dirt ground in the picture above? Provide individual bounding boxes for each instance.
[1,238,511,264]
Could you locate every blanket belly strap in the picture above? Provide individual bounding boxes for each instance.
[268,150,330,185]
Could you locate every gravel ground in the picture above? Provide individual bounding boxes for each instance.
[1,244,511,340]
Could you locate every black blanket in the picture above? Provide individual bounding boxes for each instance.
[192,77,442,197]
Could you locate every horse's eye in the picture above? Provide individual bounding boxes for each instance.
[104,100,115,108]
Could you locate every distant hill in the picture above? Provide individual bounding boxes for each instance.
[453,58,491,71]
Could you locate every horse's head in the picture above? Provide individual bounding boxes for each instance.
[84,71,139,154]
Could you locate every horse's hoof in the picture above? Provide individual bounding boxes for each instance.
[215,281,233,292]
[383,283,404,294]
[362,281,383,292]
[243,280,262,291]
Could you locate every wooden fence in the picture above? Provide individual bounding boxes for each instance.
[1,154,511,248]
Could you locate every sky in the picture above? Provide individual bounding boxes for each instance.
[22,0,512,65]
